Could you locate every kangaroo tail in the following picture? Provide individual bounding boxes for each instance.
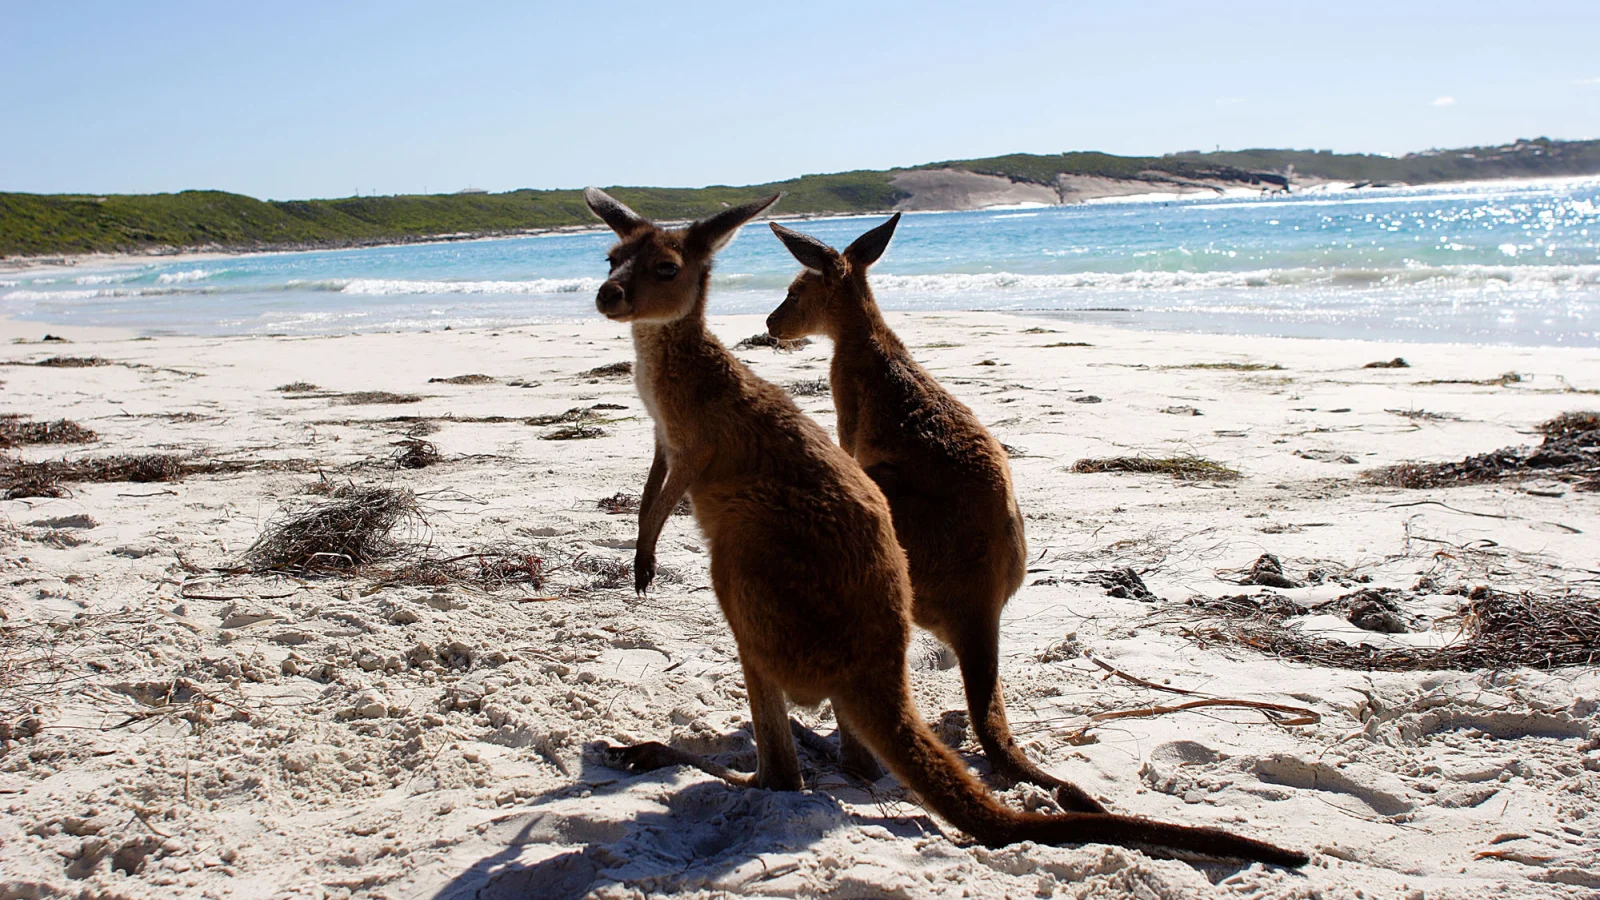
[833,683,1308,868]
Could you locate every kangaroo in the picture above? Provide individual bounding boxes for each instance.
[582,187,1306,867]
[763,214,1105,812]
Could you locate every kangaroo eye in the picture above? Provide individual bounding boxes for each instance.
[655,262,681,280]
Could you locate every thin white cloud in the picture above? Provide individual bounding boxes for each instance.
[1432,96,1456,107]
[1215,96,1246,106]
[1577,76,1600,86]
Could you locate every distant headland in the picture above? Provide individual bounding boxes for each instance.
[3,137,1596,259]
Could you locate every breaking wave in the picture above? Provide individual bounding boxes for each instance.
[2,288,147,302]
[75,271,144,285]
[156,268,217,284]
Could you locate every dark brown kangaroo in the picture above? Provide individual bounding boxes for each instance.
[764,214,1105,812]
[582,187,1306,867]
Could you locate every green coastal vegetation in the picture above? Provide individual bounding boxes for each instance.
[3,137,1597,258]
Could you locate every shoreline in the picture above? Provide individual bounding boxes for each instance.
[7,172,1599,274]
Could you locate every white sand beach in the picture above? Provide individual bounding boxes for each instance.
[2,313,1597,899]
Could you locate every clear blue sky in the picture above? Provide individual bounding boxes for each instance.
[3,1,1596,200]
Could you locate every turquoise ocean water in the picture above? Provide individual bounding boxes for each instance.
[4,177,1598,346]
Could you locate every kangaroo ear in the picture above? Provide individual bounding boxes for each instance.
[584,187,647,236]
[688,193,781,253]
[769,223,841,273]
[842,213,900,269]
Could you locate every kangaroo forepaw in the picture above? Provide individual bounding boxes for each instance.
[633,551,656,595]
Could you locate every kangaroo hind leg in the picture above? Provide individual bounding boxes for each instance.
[954,615,1107,814]
[745,659,803,791]
[836,717,887,782]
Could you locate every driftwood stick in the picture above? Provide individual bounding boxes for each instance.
[179,579,302,601]
[1088,654,1196,696]
[1088,698,1320,728]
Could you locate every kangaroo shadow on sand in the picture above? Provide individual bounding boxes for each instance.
[427,724,1284,898]
[427,730,937,900]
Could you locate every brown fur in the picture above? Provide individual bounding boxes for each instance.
[581,188,1306,867]
[766,214,1104,812]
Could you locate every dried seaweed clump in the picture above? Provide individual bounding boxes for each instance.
[596,491,690,516]
[529,407,595,426]
[1363,358,1410,369]
[246,486,421,573]
[275,382,319,393]
[1,453,313,500]
[1,453,181,499]
[1540,410,1600,438]
[734,333,811,352]
[428,374,495,385]
[580,362,633,379]
[1070,455,1241,482]
[785,378,830,397]
[1168,362,1284,372]
[1365,410,1599,489]
[335,391,424,406]
[598,492,641,514]
[1229,553,1303,589]
[0,415,97,448]
[1087,567,1158,602]
[34,356,110,368]
[542,425,606,441]
[381,548,545,590]
[1184,586,1599,671]
[391,438,440,469]
[0,466,66,500]
[1419,371,1522,387]
[574,554,631,589]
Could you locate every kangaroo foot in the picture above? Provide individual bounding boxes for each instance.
[986,754,1108,814]
[754,766,804,792]
[1053,784,1109,815]
[598,741,755,787]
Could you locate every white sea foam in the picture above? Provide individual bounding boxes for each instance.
[0,286,208,303]
[75,272,139,285]
[2,288,142,302]
[156,268,215,284]
[339,277,603,295]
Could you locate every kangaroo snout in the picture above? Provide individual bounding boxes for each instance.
[596,281,629,318]
[766,300,795,338]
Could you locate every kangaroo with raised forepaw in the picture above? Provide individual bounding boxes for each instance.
[582,186,1306,867]
[764,214,1102,811]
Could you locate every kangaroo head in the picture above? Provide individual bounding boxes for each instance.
[584,187,779,323]
[767,213,900,340]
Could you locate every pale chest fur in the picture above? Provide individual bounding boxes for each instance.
[630,323,666,426]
